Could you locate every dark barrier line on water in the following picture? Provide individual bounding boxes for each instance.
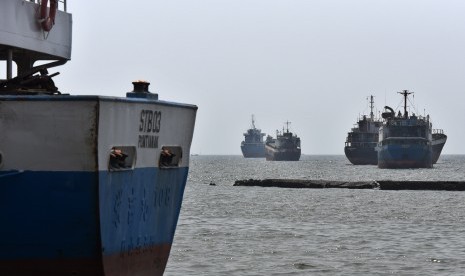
[233,179,465,191]
[377,180,465,191]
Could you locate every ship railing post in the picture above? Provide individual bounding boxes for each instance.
[7,49,13,80]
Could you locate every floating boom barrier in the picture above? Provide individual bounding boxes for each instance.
[234,179,465,191]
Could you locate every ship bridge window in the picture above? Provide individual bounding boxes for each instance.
[159,146,182,168]
[109,146,136,171]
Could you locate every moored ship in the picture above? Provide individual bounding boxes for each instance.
[0,1,197,275]
[344,95,382,165]
[241,115,266,158]
[377,90,432,168]
[265,121,301,161]
[345,95,446,165]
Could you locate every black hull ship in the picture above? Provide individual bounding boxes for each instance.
[265,121,301,161]
[377,90,433,169]
[241,115,266,158]
[344,96,382,165]
[345,95,446,165]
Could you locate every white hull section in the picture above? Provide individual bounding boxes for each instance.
[0,96,197,172]
[0,94,197,275]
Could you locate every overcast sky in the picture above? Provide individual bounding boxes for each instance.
[57,0,464,154]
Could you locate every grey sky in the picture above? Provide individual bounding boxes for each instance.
[57,0,464,154]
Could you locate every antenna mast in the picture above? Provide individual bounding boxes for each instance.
[398,90,413,117]
[285,121,291,132]
[369,95,375,120]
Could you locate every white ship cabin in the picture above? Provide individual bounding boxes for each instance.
[1,0,71,89]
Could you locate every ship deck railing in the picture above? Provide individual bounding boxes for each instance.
[242,142,265,145]
[384,137,428,140]
[381,137,430,146]
[387,119,430,127]
[432,129,444,134]
[345,142,377,147]
[28,0,68,12]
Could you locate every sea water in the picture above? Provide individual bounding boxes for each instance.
[165,155,465,275]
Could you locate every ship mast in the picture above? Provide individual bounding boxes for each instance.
[398,90,413,118]
[251,115,256,129]
[285,121,291,133]
[369,95,374,120]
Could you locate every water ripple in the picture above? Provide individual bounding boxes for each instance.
[166,155,465,276]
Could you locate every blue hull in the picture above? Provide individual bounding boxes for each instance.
[241,143,265,158]
[378,144,432,168]
[0,167,188,275]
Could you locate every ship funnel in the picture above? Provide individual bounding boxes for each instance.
[126,81,158,100]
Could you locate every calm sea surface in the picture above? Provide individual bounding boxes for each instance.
[165,155,465,275]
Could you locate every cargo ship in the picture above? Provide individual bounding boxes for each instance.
[265,121,301,161]
[377,90,432,168]
[241,115,266,158]
[344,95,382,165]
[345,95,446,165]
[0,1,197,275]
